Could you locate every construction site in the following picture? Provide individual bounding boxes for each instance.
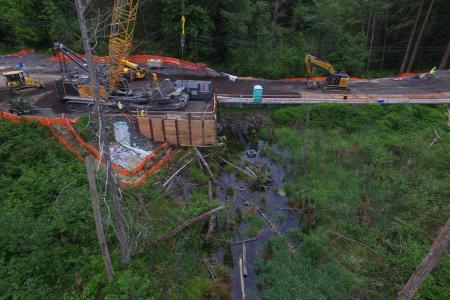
[1,0,449,299]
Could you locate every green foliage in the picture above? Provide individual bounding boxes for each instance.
[244,212,265,238]
[0,121,231,299]
[0,120,95,299]
[187,165,209,185]
[73,115,95,141]
[256,233,358,300]
[2,0,450,75]
[256,104,450,299]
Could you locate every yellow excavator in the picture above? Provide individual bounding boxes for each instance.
[121,59,147,80]
[3,70,45,93]
[304,54,350,92]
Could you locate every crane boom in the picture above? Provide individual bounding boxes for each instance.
[304,54,337,77]
[108,0,139,93]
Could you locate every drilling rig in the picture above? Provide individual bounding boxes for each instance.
[54,0,189,111]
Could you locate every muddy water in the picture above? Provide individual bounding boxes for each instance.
[214,150,299,299]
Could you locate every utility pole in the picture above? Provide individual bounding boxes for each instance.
[75,0,130,268]
[86,156,114,283]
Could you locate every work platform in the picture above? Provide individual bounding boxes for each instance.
[217,92,450,106]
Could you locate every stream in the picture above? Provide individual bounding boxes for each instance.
[213,145,300,299]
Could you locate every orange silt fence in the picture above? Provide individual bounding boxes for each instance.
[0,112,173,188]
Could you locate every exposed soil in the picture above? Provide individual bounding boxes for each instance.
[2,52,450,118]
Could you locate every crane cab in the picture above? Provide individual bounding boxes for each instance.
[3,70,45,92]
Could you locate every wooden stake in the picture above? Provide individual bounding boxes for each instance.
[239,256,246,300]
[242,242,248,277]
[208,180,213,200]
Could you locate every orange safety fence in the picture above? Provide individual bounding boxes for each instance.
[283,76,365,81]
[49,128,85,162]
[119,149,177,189]
[282,73,424,81]
[0,112,174,188]
[51,53,207,71]
[2,49,35,57]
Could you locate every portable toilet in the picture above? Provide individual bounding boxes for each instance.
[253,85,263,103]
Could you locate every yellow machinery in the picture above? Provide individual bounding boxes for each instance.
[55,0,190,111]
[121,59,147,80]
[304,54,350,91]
[109,0,139,93]
[3,70,45,93]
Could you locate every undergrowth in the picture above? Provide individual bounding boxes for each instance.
[251,104,450,299]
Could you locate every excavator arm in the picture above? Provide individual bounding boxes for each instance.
[304,54,349,91]
[304,54,337,77]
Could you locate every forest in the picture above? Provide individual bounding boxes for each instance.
[1,0,450,78]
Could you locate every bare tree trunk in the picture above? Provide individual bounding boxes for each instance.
[379,0,389,71]
[75,0,130,268]
[439,39,450,70]
[400,0,424,74]
[86,156,114,283]
[271,0,286,45]
[398,217,450,300]
[406,0,434,73]
[302,108,310,175]
[366,9,377,74]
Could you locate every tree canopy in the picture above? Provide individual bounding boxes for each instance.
[1,0,449,77]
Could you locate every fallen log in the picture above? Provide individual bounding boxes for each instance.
[194,147,216,184]
[162,157,195,188]
[150,206,224,246]
[231,237,257,245]
[218,156,256,179]
[398,217,450,300]
[243,201,282,237]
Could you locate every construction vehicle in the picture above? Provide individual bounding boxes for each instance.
[54,0,190,111]
[304,54,350,92]
[121,59,146,80]
[3,70,45,93]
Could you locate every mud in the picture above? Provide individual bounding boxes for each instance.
[2,52,450,118]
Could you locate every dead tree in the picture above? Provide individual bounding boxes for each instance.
[439,39,450,70]
[398,217,450,300]
[400,0,424,74]
[271,0,287,45]
[406,0,434,73]
[75,0,130,268]
[379,0,390,71]
[86,156,114,283]
[366,8,377,74]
